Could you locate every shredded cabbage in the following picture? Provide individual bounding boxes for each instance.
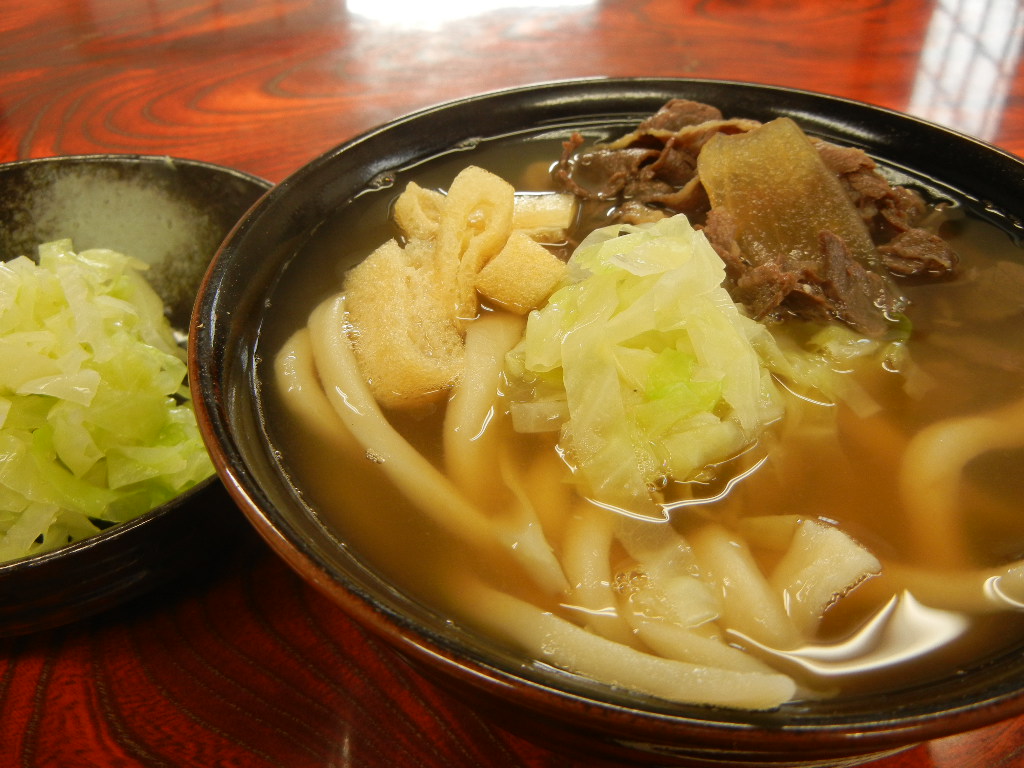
[505,215,795,517]
[0,239,213,563]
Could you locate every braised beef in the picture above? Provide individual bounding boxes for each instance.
[636,98,723,132]
[811,139,958,280]
[734,262,802,321]
[701,207,745,281]
[878,227,959,277]
[553,138,685,204]
[814,139,936,235]
[568,145,665,199]
[554,99,758,211]
[813,140,891,226]
[553,98,959,338]
[878,186,929,233]
[645,139,698,186]
[707,208,904,336]
[617,200,670,225]
[813,231,906,337]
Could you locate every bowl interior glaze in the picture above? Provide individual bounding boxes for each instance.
[191,78,1024,766]
[0,154,270,637]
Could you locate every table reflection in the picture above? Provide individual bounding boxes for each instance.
[345,0,598,26]
[909,0,1024,141]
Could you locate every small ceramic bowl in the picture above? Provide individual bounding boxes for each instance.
[0,154,270,636]
[190,79,1024,766]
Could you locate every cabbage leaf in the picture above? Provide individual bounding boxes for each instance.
[505,215,792,518]
[0,240,213,562]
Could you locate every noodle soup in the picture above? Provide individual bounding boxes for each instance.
[259,109,1024,709]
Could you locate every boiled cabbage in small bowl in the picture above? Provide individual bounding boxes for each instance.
[0,154,270,636]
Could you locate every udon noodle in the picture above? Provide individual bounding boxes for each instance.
[266,103,1024,709]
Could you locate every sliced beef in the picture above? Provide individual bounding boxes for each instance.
[701,207,746,281]
[555,98,959,338]
[645,138,698,186]
[811,231,905,337]
[878,227,959,278]
[704,209,904,337]
[636,99,724,132]
[878,185,928,233]
[812,139,950,247]
[554,100,758,213]
[813,140,957,280]
[616,200,670,225]
[735,262,802,320]
[642,173,709,214]
[557,141,665,200]
[813,140,891,224]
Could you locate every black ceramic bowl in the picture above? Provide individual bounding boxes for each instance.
[191,78,1024,767]
[0,154,270,636]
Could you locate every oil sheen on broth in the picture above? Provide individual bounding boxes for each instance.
[260,126,1024,701]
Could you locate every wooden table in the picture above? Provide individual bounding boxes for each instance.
[3,1,1024,765]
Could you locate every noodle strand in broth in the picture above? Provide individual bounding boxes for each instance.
[900,394,1024,567]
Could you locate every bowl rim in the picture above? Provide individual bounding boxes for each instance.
[0,151,271,180]
[190,76,1024,756]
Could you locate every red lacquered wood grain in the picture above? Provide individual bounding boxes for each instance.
[3,0,1023,182]
[2,1,1024,766]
